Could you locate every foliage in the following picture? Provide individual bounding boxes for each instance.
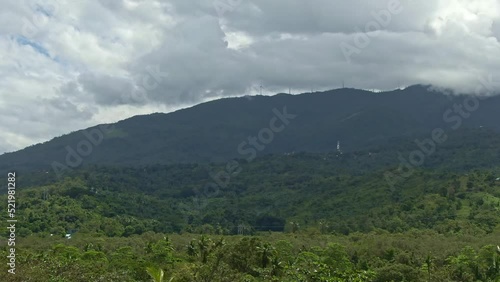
[1,232,499,281]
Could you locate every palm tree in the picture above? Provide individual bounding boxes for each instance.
[424,253,434,282]
[256,243,275,268]
[187,240,198,257]
[198,235,211,264]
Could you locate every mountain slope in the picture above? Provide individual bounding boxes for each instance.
[1,85,499,173]
[4,151,500,235]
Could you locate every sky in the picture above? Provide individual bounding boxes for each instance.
[1,0,500,154]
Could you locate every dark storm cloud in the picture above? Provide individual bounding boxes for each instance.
[115,0,500,104]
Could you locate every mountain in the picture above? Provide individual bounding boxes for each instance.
[1,85,500,173]
[2,86,500,282]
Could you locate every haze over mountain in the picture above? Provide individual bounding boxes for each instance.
[1,84,499,174]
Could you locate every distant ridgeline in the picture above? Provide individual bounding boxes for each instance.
[1,85,500,174]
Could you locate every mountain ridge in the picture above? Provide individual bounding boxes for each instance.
[1,85,499,173]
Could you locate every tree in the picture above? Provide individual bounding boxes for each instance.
[422,253,435,282]
[151,236,174,265]
[256,243,275,268]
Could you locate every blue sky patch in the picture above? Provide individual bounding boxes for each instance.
[15,35,51,58]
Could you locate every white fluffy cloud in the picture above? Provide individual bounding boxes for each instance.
[0,0,499,153]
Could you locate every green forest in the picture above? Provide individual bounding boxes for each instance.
[1,150,500,281]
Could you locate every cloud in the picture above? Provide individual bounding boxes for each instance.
[0,0,500,154]
[493,20,500,42]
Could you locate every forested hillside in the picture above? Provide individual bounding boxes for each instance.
[1,146,499,281]
[5,152,500,236]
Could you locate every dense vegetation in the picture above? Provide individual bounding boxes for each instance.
[1,224,499,281]
[7,147,500,235]
[1,148,499,280]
